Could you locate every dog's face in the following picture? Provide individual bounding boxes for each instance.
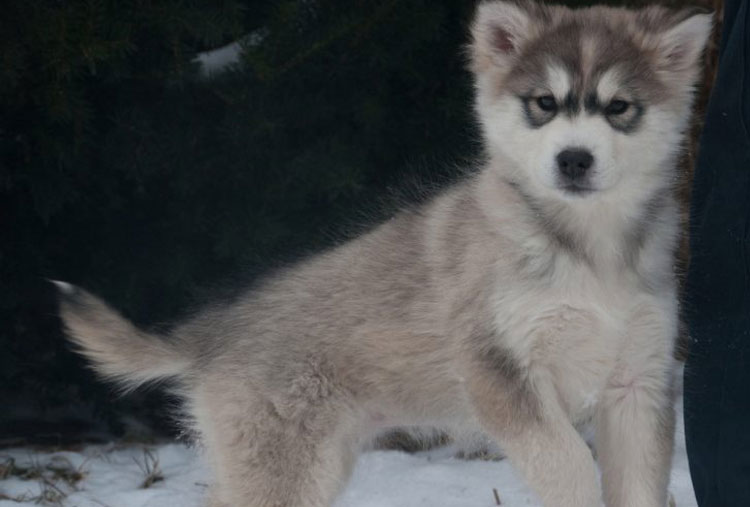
[470,1,712,200]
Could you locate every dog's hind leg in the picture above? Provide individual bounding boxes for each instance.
[194,379,359,507]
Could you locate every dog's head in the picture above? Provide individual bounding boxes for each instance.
[470,0,712,200]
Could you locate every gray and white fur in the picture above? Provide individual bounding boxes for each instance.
[57,2,712,506]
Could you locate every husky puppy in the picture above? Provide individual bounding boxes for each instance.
[57,2,712,506]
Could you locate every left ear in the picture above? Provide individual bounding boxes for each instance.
[654,10,714,75]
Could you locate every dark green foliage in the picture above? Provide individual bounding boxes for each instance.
[1,0,245,440]
[1,0,481,440]
[0,0,706,440]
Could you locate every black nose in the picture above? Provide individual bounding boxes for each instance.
[556,149,593,181]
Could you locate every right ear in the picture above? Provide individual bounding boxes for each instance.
[470,1,538,74]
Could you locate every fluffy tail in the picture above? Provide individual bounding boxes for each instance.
[53,281,190,390]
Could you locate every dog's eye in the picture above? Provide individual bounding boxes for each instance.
[536,95,557,112]
[605,100,630,115]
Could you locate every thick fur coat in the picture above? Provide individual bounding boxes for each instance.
[58,2,713,506]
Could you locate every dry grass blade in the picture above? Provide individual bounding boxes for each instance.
[0,453,88,505]
[492,487,502,505]
[133,448,164,489]
[46,456,87,488]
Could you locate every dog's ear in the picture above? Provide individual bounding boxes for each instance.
[469,1,540,74]
[648,9,714,79]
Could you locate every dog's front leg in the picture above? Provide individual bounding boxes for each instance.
[464,355,601,507]
[595,368,675,506]
[595,308,677,507]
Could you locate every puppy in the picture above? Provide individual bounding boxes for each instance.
[57,2,712,505]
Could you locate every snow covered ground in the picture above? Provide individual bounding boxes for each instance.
[0,398,696,507]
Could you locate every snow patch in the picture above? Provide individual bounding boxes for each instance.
[194,30,267,77]
[0,399,697,506]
